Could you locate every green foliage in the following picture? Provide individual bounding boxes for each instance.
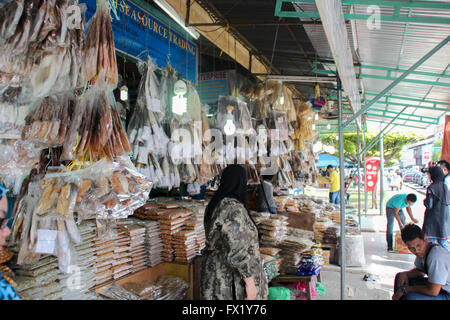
[432,149,442,162]
[320,132,426,165]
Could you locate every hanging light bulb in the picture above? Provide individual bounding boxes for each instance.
[315,113,319,121]
[172,80,187,115]
[120,85,128,101]
[224,106,236,136]
[279,94,285,105]
[327,123,331,130]
[312,124,316,130]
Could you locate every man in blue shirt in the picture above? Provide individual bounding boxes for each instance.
[386,193,419,252]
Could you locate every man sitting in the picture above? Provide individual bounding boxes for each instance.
[392,224,450,300]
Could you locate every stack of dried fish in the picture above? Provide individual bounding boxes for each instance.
[172,230,198,263]
[258,215,288,247]
[157,208,193,262]
[278,237,314,275]
[11,255,62,300]
[59,221,96,300]
[112,226,132,280]
[134,219,163,267]
[83,0,117,89]
[119,223,146,273]
[93,235,115,287]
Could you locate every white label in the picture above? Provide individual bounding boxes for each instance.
[146,96,161,112]
[142,126,152,141]
[36,229,58,254]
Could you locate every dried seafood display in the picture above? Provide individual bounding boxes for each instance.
[0,0,86,96]
[61,87,130,161]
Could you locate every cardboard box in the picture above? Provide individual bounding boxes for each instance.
[394,231,410,254]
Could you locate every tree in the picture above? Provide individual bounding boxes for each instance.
[432,137,443,162]
[320,132,425,167]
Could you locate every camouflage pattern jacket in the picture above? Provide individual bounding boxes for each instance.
[200,197,268,300]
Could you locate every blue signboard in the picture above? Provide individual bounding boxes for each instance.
[80,0,198,83]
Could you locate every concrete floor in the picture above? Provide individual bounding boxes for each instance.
[313,183,428,300]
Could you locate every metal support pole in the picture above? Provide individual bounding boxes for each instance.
[357,124,361,226]
[337,77,346,300]
[380,135,385,216]
[363,124,368,215]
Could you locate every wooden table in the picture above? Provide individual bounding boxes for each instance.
[270,273,321,300]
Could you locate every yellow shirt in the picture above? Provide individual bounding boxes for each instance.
[329,170,340,193]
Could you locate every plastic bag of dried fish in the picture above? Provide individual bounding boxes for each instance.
[82,0,118,90]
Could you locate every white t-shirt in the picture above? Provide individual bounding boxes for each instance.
[414,244,450,293]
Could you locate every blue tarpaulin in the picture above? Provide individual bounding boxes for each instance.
[316,154,353,168]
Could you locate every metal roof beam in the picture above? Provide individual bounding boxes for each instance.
[366,114,439,125]
[342,36,450,128]
[367,119,428,130]
[275,0,450,24]
[316,62,450,80]
[313,66,450,88]
[368,108,440,122]
[363,92,449,107]
[331,96,449,113]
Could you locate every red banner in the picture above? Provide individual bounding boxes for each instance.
[441,114,450,163]
[365,157,380,192]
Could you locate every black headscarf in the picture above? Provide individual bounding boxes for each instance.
[204,165,259,232]
[427,166,449,204]
[429,166,445,183]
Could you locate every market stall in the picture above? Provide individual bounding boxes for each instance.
[0,0,365,301]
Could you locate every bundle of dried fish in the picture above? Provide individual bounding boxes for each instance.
[21,94,72,147]
[0,0,86,96]
[83,0,118,89]
[61,87,129,161]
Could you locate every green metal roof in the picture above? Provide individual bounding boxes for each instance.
[275,0,450,133]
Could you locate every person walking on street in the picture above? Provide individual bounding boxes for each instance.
[327,165,340,205]
[386,193,419,252]
[392,224,449,300]
[200,165,268,300]
[422,166,450,251]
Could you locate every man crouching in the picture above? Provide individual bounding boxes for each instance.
[392,223,450,300]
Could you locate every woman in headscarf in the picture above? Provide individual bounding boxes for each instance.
[200,165,268,300]
[423,166,450,251]
[0,184,20,300]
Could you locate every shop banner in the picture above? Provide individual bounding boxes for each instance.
[365,156,380,192]
[441,115,450,163]
[197,71,234,104]
[80,0,198,83]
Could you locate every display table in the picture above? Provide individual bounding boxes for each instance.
[93,256,202,299]
[270,274,321,300]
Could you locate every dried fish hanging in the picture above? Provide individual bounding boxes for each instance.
[21,93,73,148]
[82,0,117,91]
[0,84,26,134]
[0,0,86,96]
